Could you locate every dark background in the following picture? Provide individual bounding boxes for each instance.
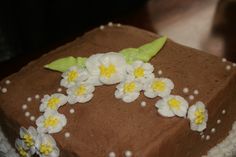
[0,0,148,60]
[0,0,152,78]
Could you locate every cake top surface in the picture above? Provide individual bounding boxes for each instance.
[0,24,236,157]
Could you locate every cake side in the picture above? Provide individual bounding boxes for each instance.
[0,24,236,157]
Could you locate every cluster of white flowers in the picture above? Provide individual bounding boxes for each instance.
[15,127,59,157]
[59,52,209,132]
[59,52,175,103]
[17,93,68,157]
[155,95,208,132]
[36,93,68,134]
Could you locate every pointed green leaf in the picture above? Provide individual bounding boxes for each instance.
[44,56,77,72]
[137,36,167,62]
[119,36,167,64]
[119,48,139,64]
[76,57,87,68]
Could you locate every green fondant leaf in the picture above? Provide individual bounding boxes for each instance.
[119,36,167,64]
[119,48,139,64]
[44,56,77,72]
[45,56,87,72]
[76,57,87,69]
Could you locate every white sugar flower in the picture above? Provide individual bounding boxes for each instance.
[60,66,89,88]
[115,79,142,103]
[85,53,104,86]
[39,93,67,112]
[86,52,127,85]
[144,77,174,98]
[126,60,154,83]
[19,126,38,154]
[66,83,95,104]
[15,138,31,157]
[35,134,59,157]
[155,95,189,117]
[36,110,67,134]
[187,101,208,132]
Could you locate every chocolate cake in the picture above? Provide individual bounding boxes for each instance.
[1,24,236,157]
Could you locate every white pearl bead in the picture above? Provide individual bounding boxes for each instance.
[108,22,113,27]
[27,97,32,102]
[193,90,199,95]
[124,150,132,157]
[5,80,11,85]
[22,104,28,110]
[1,88,7,93]
[233,63,236,67]
[217,119,221,124]
[70,109,75,114]
[30,116,35,121]
[100,25,105,30]
[206,135,210,140]
[222,109,226,115]
[108,152,116,157]
[211,128,216,133]
[222,58,227,62]
[183,88,189,93]
[117,23,121,27]
[226,65,231,71]
[25,112,30,117]
[189,95,194,100]
[35,94,40,99]
[57,88,62,92]
[65,132,70,138]
[140,101,146,107]
[201,135,205,140]
[158,70,163,75]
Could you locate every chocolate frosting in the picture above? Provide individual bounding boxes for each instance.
[1,25,236,157]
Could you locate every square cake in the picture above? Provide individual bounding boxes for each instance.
[1,24,236,157]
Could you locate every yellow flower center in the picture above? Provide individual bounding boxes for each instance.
[23,134,34,147]
[75,85,87,96]
[194,108,205,124]
[19,147,28,157]
[43,116,59,128]
[67,70,78,82]
[99,64,116,78]
[168,98,181,110]
[124,82,136,93]
[39,144,53,155]
[47,97,60,110]
[134,67,144,78]
[151,80,166,92]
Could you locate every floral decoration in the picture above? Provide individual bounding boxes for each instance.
[39,94,67,112]
[60,66,89,88]
[155,95,189,118]
[36,110,67,134]
[144,78,174,98]
[35,134,60,157]
[126,60,154,83]
[187,101,208,132]
[115,79,142,103]
[67,83,95,104]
